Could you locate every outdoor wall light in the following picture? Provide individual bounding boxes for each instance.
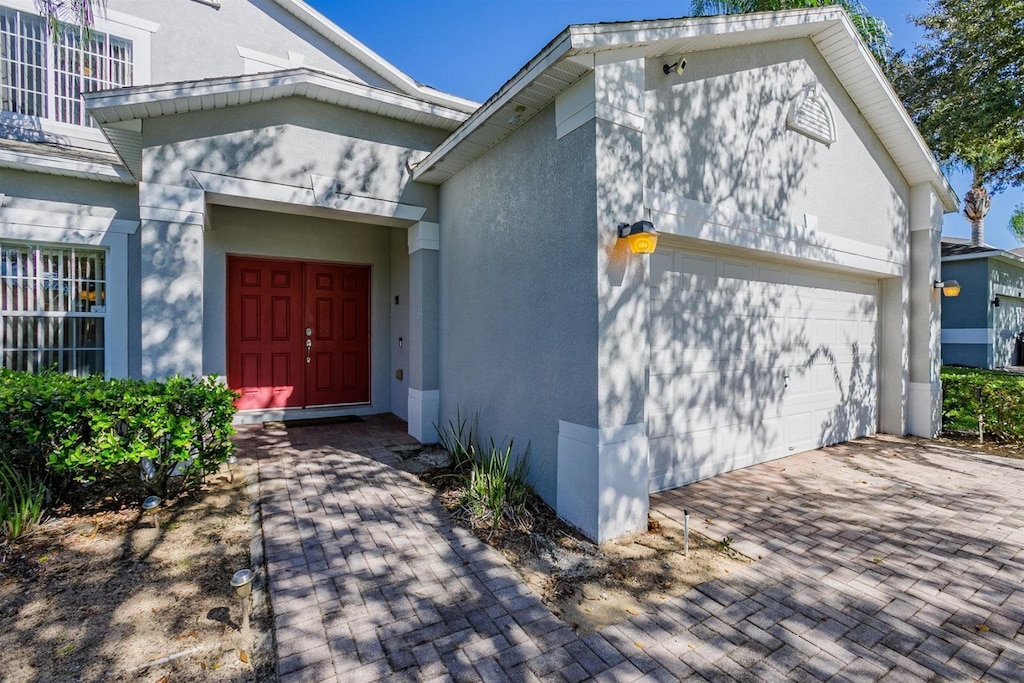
[663,57,687,76]
[934,280,961,297]
[618,221,658,254]
[992,296,1001,307]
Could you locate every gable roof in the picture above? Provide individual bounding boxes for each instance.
[85,67,472,178]
[411,8,958,212]
[942,237,1024,266]
[272,0,477,114]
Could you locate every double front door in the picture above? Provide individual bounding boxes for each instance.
[227,256,370,410]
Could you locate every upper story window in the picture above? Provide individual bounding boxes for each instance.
[0,6,132,128]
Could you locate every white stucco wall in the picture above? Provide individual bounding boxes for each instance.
[644,38,910,260]
[108,0,394,88]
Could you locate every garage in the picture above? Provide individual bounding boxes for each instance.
[993,296,1024,367]
[648,245,880,493]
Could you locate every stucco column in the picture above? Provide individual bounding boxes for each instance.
[557,58,650,543]
[407,221,440,443]
[138,183,206,379]
[907,184,944,437]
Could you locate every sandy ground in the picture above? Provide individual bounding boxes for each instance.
[397,445,750,637]
[0,464,266,683]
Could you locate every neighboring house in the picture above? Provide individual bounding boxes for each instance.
[1,2,956,542]
[941,237,1024,369]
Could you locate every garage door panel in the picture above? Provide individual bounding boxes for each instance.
[648,247,879,493]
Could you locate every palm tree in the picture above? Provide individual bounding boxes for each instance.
[690,1,893,67]
[35,0,101,33]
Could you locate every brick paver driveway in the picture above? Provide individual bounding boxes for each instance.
[238,420,1024,681]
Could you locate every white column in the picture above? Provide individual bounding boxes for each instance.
[907,184,944,437]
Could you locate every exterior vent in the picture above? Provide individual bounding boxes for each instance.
[786,83,836,147]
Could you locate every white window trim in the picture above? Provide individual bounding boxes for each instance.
[0,201,132,378]
[0,0,153,147]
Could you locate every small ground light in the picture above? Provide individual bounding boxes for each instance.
[142,495,161,530]
[231,569,254,632]
[226,455,238,482]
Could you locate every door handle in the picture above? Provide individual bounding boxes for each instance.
[306,338,312,364]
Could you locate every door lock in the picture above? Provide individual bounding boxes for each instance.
[306,338,312,364]
[305,327,313,336]
[783,372,790,389]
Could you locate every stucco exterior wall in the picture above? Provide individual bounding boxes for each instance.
[141,99,445,217]
[644,38,909,256]
[437,104,599,505]
[0,170,142,377]
[203,205,395,414]
[108,0,393,88]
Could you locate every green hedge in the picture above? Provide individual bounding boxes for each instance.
[0,370,238,498]
[942,367,1024,443]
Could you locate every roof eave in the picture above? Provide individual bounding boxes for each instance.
[414,8,959,212]
[272,0,478,114]
[83,68,470,130]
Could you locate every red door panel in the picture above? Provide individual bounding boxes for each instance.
[227,256,369,410]
[227,258,304,410]
[303,263,370,406]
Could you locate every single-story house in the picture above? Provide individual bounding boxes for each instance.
[941,237,1024,369]
[0,1,956,542]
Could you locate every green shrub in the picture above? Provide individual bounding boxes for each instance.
[942,367,1024,443]
[0,370,238,499]
[0,460,46,541]
[437,415,533,531]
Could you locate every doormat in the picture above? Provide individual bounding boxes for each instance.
[262,415,365,429]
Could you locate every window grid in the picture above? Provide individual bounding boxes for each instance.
[0,6,132,127]
[1,242,106,375]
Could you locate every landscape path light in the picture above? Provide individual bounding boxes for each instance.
[231,568,254,632]
[142,495,161,530]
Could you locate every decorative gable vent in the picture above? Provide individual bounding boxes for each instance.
[786,83,836,146]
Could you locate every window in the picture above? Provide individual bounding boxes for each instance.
[0,6,132,127]
[1,242,105,375]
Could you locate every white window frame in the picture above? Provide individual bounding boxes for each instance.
[0,198,136,378]
[0,0,153,148]
[0,239,108,375]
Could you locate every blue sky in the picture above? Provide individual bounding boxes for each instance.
[311,0,1022,249]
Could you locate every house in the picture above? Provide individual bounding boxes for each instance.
[941,237,1024,369]
[0,2,956,543]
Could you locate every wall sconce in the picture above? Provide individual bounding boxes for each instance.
[618,221,658,254]
[992,296,1000,307]
[662,58,687,76]
[934,280,961,297]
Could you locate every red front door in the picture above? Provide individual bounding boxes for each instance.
[227,256,370,410]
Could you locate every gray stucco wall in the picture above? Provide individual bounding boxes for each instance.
[390,230,410,419]
[990,259,1024,367]
[644,38,909,254]
[109,0,394,89]
[141,99,446,218]
[203,205,395,414]
[437,104,599,505]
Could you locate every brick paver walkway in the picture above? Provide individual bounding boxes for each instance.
[237,420,1024,681]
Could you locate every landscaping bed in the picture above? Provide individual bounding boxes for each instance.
[0,465,268,682]
[394,443,750,637]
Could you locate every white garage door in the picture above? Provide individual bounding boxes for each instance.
[993,297,1024,368]
[648,246,879,493]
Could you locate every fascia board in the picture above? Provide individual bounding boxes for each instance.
[85,69,469,128]
[0,148,133,184]
[272,0,477,113]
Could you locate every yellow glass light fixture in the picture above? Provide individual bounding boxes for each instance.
[618,221,658,254]
[934,280,961,297]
